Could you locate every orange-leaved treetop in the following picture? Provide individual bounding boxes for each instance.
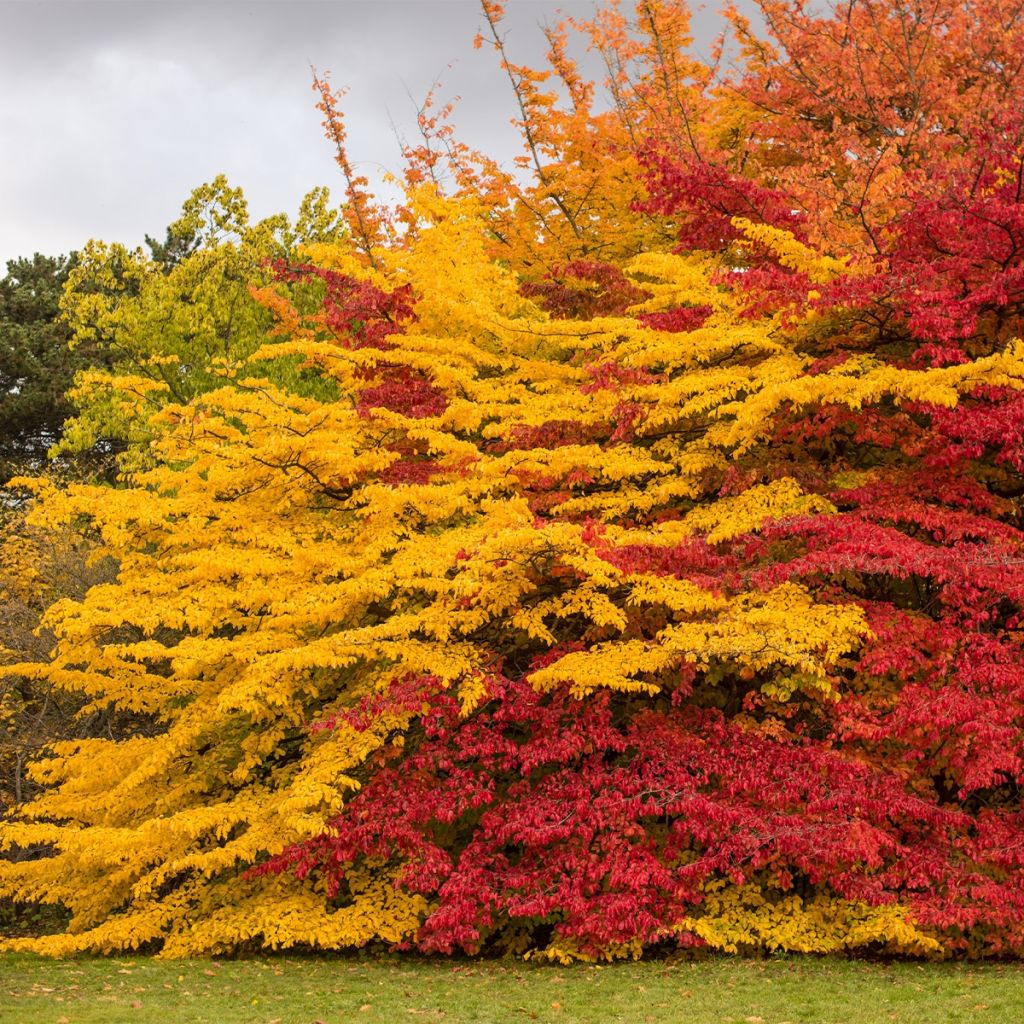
[2,0,1024,959]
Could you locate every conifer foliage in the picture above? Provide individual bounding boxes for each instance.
[3,0,1024,959]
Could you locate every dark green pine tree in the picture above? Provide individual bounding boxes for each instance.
[0,254,107,481]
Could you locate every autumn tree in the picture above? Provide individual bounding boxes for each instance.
[2,0,1024,961]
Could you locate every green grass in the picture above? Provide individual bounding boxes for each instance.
[1,953,1022,1024]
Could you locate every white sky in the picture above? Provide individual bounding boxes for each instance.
[0,0,743,268]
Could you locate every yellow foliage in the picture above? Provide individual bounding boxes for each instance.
[679,881,942,957]
[731,218,853,285]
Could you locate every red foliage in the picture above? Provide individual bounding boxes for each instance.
[274,261,414,349]
[521,261,649,320]
[263,667,1024,955]
[640,151,806,255]
[636,305,712,332]
[356,370,447,420]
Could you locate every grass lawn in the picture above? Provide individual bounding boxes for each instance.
[1,953,1023,1024]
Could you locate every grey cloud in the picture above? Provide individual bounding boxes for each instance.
[0,0,744,266]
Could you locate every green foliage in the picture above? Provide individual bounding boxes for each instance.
[58,176,346,467]
[0,254,109,480]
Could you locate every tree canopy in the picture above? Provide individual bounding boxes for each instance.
[0,254,92,480]
[3,0,1024,960]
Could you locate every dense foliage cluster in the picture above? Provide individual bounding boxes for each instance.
[0,255,103,481]
[3,0,1024,960]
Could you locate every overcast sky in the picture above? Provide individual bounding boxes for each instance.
[0,0,742,269]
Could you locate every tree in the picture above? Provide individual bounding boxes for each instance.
[2,0,1024,961]
[0,254,108,481]
[57,175,346,470]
